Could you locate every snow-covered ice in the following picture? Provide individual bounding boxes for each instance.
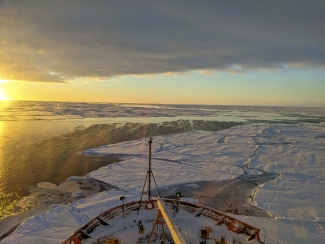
[2,123,324,243]
[1,190,140,244]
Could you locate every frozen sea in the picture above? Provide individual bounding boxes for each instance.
[0,101,324,243]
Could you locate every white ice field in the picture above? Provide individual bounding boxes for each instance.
[3,123,324,244]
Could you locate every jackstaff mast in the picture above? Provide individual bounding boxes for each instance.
[137,135,161,214]
[148,135,153,199]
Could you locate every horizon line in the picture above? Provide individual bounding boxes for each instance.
[1,99,324,108]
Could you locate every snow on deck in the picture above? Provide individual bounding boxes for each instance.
[2,124,325,243]
[79,204,261,244]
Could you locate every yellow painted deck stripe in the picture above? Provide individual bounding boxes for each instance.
[157,198,187,244]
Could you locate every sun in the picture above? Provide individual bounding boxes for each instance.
[0,86,8,100]
[0,93,7,100]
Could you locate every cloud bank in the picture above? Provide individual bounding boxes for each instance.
[0,0,324,83]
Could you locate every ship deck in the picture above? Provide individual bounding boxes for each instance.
[64,199,262,244]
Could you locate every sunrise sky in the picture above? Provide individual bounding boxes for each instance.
[0,0,324,106]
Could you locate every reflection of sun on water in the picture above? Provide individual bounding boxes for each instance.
[0,96,18,218]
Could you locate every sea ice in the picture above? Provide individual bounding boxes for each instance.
[84,123,325,243]
[2,124,324,243]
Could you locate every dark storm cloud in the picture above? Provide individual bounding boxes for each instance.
[0,0,324,82]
